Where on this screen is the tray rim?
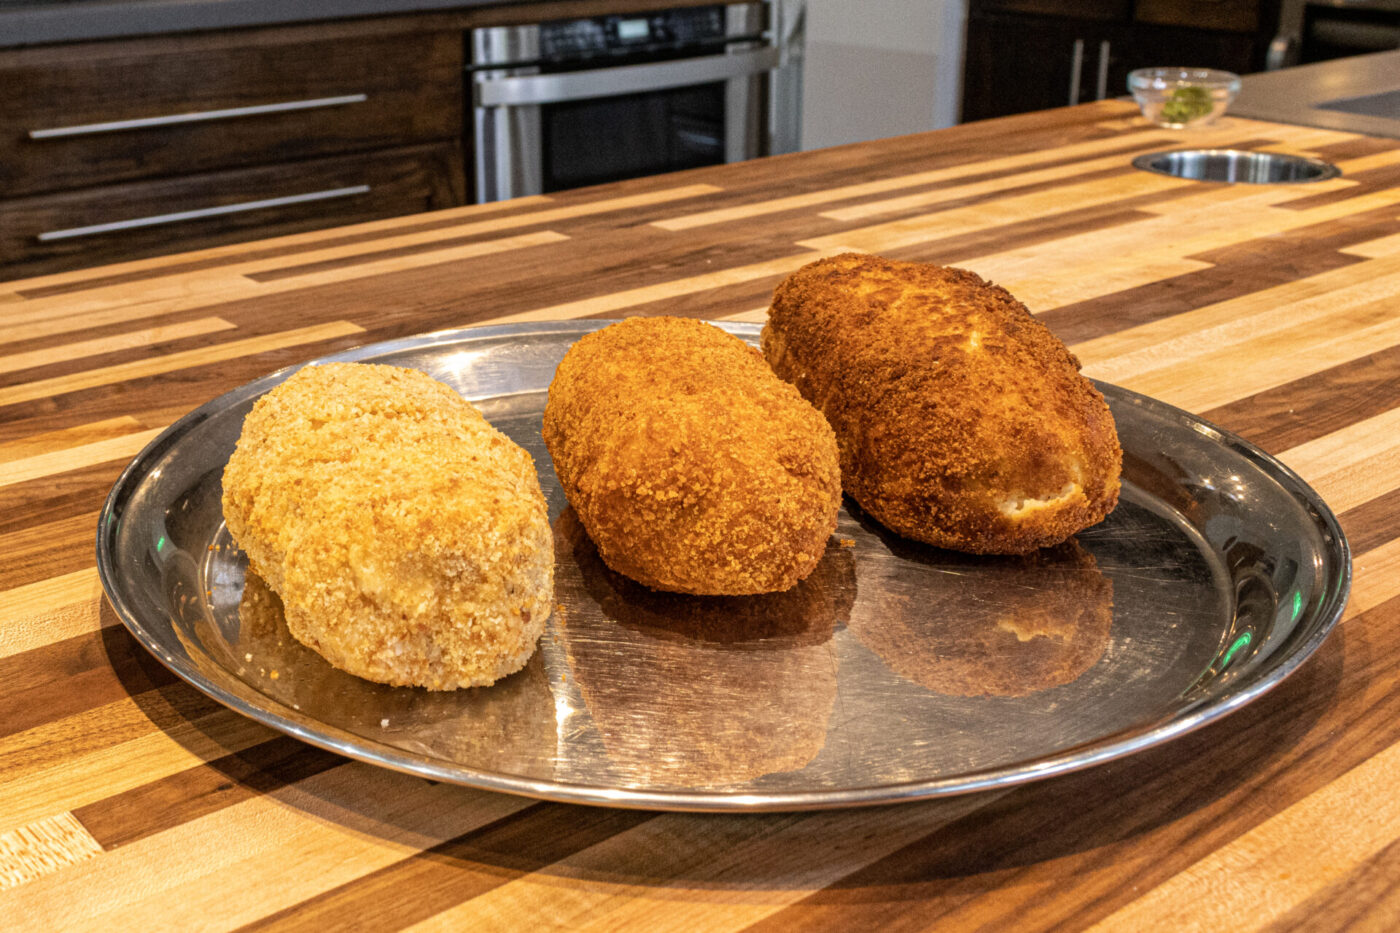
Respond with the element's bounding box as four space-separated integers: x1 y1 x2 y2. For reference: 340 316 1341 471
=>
95 319 1353 812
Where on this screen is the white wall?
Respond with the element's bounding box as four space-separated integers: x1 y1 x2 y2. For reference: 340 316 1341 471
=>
799 0 967 150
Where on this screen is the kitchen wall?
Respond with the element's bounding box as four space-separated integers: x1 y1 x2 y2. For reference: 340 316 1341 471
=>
799 0 967 150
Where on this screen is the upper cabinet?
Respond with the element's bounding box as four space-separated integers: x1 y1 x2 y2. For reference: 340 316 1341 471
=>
960 0 1279 123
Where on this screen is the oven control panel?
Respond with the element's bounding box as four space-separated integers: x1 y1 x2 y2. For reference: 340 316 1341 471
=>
540 6 731 61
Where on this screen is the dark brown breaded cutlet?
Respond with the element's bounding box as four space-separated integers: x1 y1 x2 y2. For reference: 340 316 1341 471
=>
762 253 1121 555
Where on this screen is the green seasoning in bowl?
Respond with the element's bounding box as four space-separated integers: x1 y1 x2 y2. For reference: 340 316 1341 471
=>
1161 85 1214 124
1128 68 1241 128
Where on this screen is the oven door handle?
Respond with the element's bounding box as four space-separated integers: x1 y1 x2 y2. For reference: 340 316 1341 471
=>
473 46 781 107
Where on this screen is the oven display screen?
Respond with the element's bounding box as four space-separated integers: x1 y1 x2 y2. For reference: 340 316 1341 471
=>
616 18 650 41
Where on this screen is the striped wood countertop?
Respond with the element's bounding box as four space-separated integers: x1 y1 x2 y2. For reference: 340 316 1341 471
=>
3 100 1400 930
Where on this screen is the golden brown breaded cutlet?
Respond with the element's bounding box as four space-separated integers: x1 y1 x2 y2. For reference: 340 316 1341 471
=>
762 253 1121 555
221 362 553 690
543 317 842 595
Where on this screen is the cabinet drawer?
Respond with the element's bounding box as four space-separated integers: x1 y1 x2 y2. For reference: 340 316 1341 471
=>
1135 0 1260 33
1 142 466 282
0 21 463 198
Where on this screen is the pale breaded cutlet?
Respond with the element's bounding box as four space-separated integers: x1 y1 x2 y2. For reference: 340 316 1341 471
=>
763 253 1122 555
221 362 553 690
543 317 842 595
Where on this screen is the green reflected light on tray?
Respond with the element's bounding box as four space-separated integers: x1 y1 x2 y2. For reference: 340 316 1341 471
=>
1222 632 1253 669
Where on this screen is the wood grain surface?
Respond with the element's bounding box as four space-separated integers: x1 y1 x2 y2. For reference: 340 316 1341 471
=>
3 99 1400 929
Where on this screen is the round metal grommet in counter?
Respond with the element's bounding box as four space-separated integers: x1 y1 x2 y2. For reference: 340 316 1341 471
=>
1132 149 1341 184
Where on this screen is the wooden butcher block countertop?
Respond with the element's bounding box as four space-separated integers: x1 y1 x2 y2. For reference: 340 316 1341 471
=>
4 99 1400 929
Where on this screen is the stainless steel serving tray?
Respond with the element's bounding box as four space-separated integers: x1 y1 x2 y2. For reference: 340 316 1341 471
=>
96 321 1351 811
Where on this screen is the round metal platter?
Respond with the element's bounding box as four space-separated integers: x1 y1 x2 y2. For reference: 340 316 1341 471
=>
96 321 1351 811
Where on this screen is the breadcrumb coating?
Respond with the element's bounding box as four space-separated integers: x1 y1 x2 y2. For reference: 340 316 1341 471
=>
221 362 553 690
763 253 1122 555
543 317 841 595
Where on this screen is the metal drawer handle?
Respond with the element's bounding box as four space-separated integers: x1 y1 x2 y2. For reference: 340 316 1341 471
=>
36 185 371 242
1068 38 1085 106
474 46 780 107
1095 40 1111 101
28 94 369 140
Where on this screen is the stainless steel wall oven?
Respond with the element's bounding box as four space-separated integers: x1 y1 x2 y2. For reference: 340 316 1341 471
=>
469 1 803 202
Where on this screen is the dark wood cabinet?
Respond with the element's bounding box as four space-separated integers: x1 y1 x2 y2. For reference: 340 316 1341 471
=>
961 0 1278 123
0 17 467 280
1 143 465 282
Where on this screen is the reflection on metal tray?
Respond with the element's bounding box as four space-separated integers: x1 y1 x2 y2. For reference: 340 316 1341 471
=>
96 321 1351 811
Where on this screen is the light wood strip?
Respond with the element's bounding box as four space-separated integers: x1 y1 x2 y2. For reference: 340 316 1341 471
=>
1276 407 1400 515
1094 116 1358 154
0 321 364 408
1072 253 1400 365
0 317 234 376
253 230 568 288
795 170 1194 257
821 148 1317 223
407 793 1006 932
0 295 256 345
718 306 771 322
2 195 556 296
0 427 165 490
1087 736 1400 933
1345 230 1400 259
1252 125 1380 152
1 763 531 931
0 570 104 659
5 183 711 318
0 689 215 786
980 187 1400 312
1346 537 1400 623
486 251 830 325
0 704 272 833
653 132 1191 231
0 230 565 342
1328 149 1400 174
1085 294 1400 413
0 416 141 464
0 813 102 892
239 186 717 278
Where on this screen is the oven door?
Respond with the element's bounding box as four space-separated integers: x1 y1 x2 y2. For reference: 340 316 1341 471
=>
472 34 779 202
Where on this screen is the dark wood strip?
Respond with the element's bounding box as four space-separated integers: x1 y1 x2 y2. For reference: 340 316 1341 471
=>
10 206 545 300
1040 198 1400 344
1200 341 1400 455
0 625 179 741
1335 487 1400 557
1311 136 1400 162
1261 835 1400 933
236 803 655 932
557 206 1156 325
0 317 337 391
74 737 345 849
0 304 236 357
1270 161 1400 211
0 461 135 537
0 622 120 698
742 595 1398 933
1042 251 1366 346
0 510 101 591
0 666 221 780
0 325 366 446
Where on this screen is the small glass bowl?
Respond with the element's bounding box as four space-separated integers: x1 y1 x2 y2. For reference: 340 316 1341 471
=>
1128 67 1241 128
